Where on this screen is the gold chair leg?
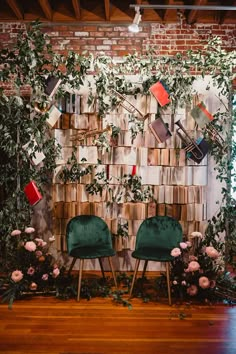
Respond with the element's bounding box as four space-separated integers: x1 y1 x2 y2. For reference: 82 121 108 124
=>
142 260 148 279
166 262 171 306
129 259 140 298
98 258 106 280
68 257 77 275
77 259 84 302
108 256 117 288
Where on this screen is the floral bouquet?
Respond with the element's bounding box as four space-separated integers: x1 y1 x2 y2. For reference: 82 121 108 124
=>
0 227 62 308
170 231 224 302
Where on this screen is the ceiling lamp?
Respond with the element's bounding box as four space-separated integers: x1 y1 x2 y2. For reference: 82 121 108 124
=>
128 6 142 33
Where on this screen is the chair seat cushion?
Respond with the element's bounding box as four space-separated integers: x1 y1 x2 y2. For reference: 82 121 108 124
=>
132 247 174 262
70 245 115 259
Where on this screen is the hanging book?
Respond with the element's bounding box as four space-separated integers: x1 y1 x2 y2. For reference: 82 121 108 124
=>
45 76 61 99
46 105 62 128
22 140 45 166
149 81 170 107
191 101 214 128
186 137 209 164
149 117 172 143
24 181 43 206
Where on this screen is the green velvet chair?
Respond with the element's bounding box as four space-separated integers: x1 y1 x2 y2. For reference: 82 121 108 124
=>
66 215 117 301
129 215 183 305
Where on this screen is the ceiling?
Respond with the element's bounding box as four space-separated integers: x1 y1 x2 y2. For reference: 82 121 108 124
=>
0 0 236 25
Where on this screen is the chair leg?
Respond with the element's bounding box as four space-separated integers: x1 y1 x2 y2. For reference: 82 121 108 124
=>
129 259 140 298
98 258 106 280
77 259 84 302
165 262 171 306
108 256 118 288
142 260 148 279
68 257 77 275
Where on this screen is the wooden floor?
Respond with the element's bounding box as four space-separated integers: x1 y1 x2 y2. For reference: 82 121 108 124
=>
0 289 236 354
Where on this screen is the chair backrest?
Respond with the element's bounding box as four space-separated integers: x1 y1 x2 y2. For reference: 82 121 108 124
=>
66 215 113 254
135 215 183 251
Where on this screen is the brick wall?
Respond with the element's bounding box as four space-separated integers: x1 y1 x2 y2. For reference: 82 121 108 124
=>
0 22 235 57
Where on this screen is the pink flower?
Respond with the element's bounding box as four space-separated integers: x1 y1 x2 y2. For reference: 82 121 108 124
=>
205 246 219 259
52 267 60 278
210 280 216 289
11 229 21 236
173 280 178 285
24 241 36 252
11 270 23 282
181 280 186 286
35 238 47 247
187 284 198 296
25 227 35 234
35 250 42 257
180 242 188 249
186 241 192 247
199 276 210 289
189 255 198 261
42 274 49 281
171 248 181 257
29 282 37 291
27 267 35 275
187 261 200 272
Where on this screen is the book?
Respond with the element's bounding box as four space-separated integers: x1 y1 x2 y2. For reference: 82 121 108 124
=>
149 117 172 143
149 81 170 107
186 137 209 164
45 76 61 99
22 140 45 166
46 105 62 128
191 101 214 128
24 181 43 206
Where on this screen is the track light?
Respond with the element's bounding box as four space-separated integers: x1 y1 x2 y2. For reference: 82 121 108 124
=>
128 6 141 33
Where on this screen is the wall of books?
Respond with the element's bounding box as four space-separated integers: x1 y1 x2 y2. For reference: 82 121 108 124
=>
49 75 225 270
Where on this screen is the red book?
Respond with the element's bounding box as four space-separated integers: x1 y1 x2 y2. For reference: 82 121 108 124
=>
24 181 43 206
149 81 170 107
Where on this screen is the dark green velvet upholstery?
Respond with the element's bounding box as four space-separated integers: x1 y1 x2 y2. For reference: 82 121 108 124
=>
66 215 115 259
132 216 183 261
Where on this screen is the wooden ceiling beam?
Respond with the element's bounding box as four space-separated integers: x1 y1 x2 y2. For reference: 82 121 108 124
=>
6 0 23 20
72 0 81 20
163 0 183 22
104 0 110 21
187 0 208 25
38 0 53 21
218 0 236 24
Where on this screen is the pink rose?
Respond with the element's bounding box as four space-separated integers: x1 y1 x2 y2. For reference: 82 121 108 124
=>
186 241 192 247
205 246 219 259
171 248 181 257
11 270 23 282
25 227 35 234
36 250 42 257
173 280 178 285
24 241 36 252
35 238 47 247
189 255 198 261
187 284 198 296
187 261 200 272
42 274 49 281
29 282 37 291
27 267 35 275
11 229 21 236
181 280 186 286
179 242 188 249
199 276 210 289
52 267 60 278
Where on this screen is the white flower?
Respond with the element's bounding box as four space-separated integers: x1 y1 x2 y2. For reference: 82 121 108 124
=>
190 231 202 238
49 236 56 242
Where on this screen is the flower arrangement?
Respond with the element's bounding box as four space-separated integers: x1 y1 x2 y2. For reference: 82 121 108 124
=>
170 232 224 302
0 227 62 308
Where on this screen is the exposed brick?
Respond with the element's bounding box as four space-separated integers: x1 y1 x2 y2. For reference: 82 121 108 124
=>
74 31 89 37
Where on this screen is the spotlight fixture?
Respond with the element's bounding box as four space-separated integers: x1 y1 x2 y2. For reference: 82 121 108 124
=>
128 6 142 33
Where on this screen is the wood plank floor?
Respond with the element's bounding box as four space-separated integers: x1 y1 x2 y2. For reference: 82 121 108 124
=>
0 291 236 354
